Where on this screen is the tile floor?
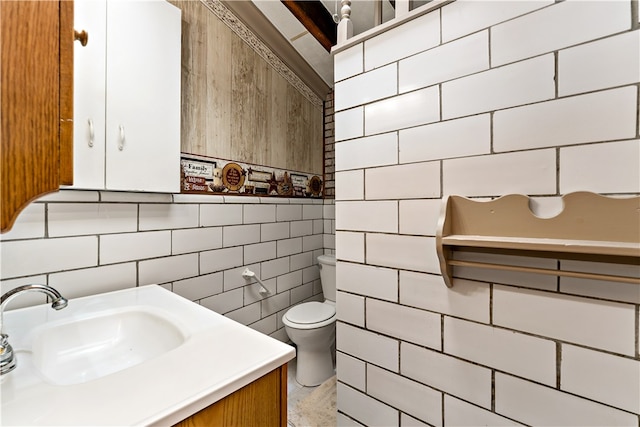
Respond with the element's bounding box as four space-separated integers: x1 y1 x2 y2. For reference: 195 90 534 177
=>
287 357 319 426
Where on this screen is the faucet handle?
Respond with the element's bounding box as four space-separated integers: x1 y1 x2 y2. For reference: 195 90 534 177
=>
0 333 16 374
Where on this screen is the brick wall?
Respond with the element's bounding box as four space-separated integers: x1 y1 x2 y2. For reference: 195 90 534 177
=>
333 1 639 426
324 90 336 199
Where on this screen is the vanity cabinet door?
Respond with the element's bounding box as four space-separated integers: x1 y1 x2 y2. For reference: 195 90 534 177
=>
104 0 181 193
0 0 74 233
72 0 107 190
175 365 288 427
71 0 181 193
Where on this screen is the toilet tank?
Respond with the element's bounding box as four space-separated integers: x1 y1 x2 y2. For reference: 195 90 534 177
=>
317 254 336 302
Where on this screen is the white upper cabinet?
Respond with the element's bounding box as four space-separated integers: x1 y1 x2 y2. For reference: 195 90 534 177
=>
73 0 107 190
72 0 181 193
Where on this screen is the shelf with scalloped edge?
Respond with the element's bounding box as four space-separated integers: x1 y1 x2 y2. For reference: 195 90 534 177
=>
435 192 640 288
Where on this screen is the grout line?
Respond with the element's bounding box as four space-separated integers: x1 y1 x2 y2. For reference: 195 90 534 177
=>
491 371 496 412
556 341 562 389
554 50 559 99
635 304 640 358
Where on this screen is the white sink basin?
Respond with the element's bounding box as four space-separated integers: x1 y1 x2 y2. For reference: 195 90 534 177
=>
1 285 295 426
31 308 186 385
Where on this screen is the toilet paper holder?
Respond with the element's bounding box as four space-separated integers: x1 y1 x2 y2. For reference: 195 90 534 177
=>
241 268 271 296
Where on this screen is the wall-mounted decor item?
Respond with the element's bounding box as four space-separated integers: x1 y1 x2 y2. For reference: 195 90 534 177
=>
180 153 323 198
221 162 245 192
436 192 640 288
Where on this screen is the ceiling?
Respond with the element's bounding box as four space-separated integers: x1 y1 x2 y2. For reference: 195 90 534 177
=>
250 0 398 88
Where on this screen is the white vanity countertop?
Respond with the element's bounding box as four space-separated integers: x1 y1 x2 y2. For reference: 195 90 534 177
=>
0 285 296 426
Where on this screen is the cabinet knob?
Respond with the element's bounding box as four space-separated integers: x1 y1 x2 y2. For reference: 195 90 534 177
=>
74 30 88 46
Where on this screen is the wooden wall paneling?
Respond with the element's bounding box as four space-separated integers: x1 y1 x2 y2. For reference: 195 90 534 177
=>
269 73 289 170
230 37 251 164
251 48 270 167
290 86 323 175
305 91 323 174
175 0 207 156
308 99 324 175
170 0 323 175
286 85 304 171
231 38 266 166
205 4 232 159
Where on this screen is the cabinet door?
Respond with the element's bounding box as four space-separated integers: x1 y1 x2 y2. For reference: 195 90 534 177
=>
105 0 181 193
72 0 107 190
1 1 67 232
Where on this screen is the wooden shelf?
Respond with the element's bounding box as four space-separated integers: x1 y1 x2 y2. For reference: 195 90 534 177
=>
436 192 640 288
441 236 640 258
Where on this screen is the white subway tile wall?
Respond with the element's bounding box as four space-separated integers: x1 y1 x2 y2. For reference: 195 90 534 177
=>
560 139 640 194
334 44 363 83
440 1 552 43
365 161 440 200
399 114 491 163
558 30 640 97
334 1 639 425
493 285 636 356
336 200 398 233
561 344 640 414
336 351 366 391
443 149 557 197
337 322 399 372
337 382 398 427
334 231 365 263
363 12 440 71
336 290 365 327
48 203 138 236
0 193 335 343
493 87 638 152
364 86 440 136
494 373 636 426
334 64 397 112
444 395 524 427
490 1 631 67
335 107 364 142
335 170 364 200
101 231 171 264
441 54 555 119
366 364 442 425
399 30 490 94
444 317 556 386
398 199 442 236
366 298 441 349
401 341 492 409
335 132 398 171
366 233 440 274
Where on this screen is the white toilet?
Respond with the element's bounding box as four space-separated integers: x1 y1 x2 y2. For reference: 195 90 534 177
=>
282 254 336 386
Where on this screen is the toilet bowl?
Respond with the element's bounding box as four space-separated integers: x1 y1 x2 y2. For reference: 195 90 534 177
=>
283 254 336 386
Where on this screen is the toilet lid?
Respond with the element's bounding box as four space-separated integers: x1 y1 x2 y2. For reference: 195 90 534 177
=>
285 302 335 324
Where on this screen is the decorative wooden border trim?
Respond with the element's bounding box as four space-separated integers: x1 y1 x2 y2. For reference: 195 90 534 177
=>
180 153 323 198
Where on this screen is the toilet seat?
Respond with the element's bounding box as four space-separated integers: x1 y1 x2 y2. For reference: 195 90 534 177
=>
283 302 336 330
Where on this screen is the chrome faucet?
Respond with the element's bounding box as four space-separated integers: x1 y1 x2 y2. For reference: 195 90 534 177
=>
0 284 68 375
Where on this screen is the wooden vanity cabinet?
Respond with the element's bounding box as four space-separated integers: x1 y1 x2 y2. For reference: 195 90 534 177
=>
175 365 288 427
0 1 74 233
